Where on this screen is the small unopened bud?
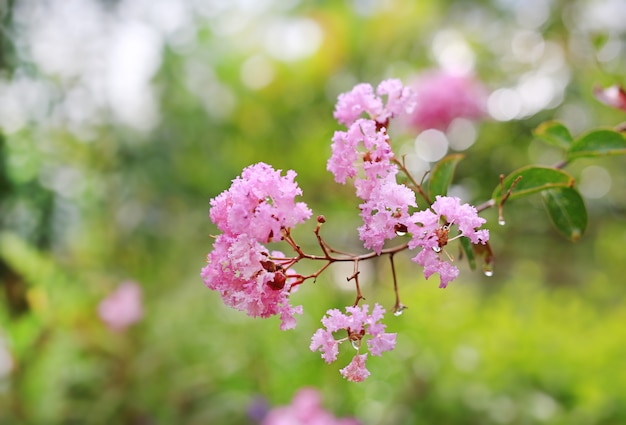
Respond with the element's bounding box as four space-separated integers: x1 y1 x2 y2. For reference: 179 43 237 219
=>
394 223 408 236
260 260 279 272
267 272 286 290
317 215 326 223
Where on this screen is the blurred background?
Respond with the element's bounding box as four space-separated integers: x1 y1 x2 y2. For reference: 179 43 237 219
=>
1 0 626 423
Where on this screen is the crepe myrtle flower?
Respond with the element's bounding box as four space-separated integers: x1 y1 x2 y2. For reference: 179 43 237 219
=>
201 233 302 330
98 281 143 332
406 70 486 131
593 84 626 112
327 118 395 185
310 303 396 382
210 162 312 243
328 79 416 184
356 173 416 254
407 195 489 288
260 387 361 425
333 78 416 127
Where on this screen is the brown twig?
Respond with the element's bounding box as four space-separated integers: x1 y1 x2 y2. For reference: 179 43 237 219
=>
389 253 406 315
348 261 365 306
497 174 523 225
393 157 432 205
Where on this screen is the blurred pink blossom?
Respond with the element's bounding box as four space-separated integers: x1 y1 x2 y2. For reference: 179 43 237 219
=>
261 387 360 425
98 281 143 331
593 84 626 112
407 70 487 131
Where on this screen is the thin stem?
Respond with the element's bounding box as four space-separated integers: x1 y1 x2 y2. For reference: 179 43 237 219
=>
393 158 432 205
389 253 405 315
475 198 496 213
274 241 410 264
498 174 522 224
292 260 333 285
348 260 364 306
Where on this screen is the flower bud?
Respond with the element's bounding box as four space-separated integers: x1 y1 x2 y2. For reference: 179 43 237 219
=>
267 272 287 291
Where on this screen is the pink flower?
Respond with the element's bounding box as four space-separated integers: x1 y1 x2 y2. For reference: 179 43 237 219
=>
407 196 488 288
201 234 302 330
340 354 370 383
333 79 416 127
261 387 361 425
328 80 418 254
327 119 393 185
356 173 416 254
407 70 486 131
334 83 382 127
376 78 417 123
203 162 311 330
327 116 415 254
98 281 143 331
412 247 460 288
210 162 312 243
310 304 396 382
594 84 626 112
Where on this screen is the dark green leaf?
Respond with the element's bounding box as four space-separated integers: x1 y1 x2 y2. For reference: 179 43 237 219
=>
475 241 495 277
542 187 587 242
492 166 575 203
458 236 476 271
567 129 626 160
427 154 464 199
533 121 573 150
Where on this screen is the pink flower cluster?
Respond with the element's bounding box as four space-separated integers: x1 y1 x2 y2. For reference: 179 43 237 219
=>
310 303 396 382
261 387 360 425
407 196 489 288
334 79 416 127
329 79 489 288
98 281 143 332
202 163 312 330
328 79 418 253
210 162 311 243
406 70 486 131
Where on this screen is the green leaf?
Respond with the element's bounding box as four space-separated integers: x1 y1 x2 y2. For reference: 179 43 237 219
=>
492 166 575 203
567 129 626 160
458 236 476 271
427 154 464 199
533 121 573 150
542 187 587 242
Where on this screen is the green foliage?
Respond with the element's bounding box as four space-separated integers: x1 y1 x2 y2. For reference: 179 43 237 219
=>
535 122 626 160
426 154 464 200
542 188 588 242
568 129 626 160
0 0 625 424
492 166 575 203
533 121 574 150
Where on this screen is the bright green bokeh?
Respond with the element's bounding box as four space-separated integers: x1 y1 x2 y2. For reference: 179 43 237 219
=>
1 0 625 424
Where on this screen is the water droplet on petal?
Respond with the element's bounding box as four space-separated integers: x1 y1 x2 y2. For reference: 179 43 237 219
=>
432 246 442 253
395 230 407 236
483 266 494 277
351 339 361 350
498 218 506 226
